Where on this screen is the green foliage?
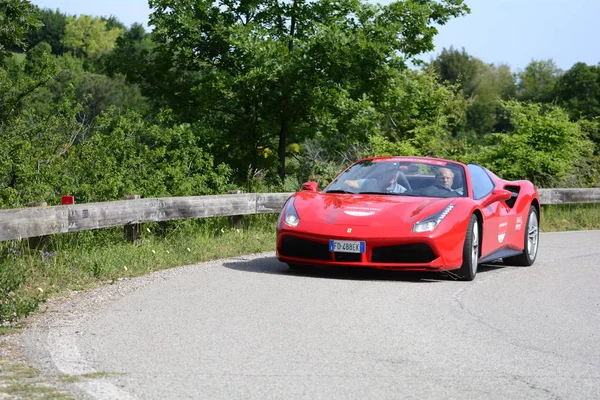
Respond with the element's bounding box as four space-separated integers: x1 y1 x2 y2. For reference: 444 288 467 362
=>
0 46 57 121
431 47 518 135
24 7 68 55
101 15 126 31
554 62 600 120
143 0 469 179
517 59 562 103
291 138 370 188
0 0 41 61
0 49 232 207
24 41 54 75
74 72 150 122
466 63 517 135
371 68 468 157
0 95 84 207
431 46 483 96
0 248 41 322
475 101 593 187
541 203 600 232
62 15 124 58
58 109 234 202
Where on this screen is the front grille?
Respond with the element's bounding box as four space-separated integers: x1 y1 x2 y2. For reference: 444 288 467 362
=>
334 252 362 262
280 236 330 260
371 243 436 264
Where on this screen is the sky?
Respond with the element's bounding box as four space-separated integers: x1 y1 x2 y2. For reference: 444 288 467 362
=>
30 0 599 72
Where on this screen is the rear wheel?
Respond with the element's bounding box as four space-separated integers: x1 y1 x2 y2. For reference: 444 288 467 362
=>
457 215 479 281
504 206 539 266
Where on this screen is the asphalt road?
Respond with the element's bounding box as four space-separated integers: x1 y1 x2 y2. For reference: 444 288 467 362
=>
21 231 600 400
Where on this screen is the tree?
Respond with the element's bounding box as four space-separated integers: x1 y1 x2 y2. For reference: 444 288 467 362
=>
431 48 517 135
0 44 57 122
74 72 150 123
147 0 470 179
553 62 600 120
371 67 467 156
516 59 562 103
431 46 483 96
476 101 593 188
101 15 126 31
0 0 41 62
24 7 68 55
466 63 516 135
62 14 124 58
24 41 55 76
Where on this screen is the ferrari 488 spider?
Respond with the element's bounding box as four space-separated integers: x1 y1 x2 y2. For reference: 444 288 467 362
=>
276 156 540 281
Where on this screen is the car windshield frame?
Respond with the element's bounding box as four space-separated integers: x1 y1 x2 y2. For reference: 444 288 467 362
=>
324 159 468 199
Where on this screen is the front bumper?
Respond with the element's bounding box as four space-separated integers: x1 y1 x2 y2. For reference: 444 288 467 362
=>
276 227 466 271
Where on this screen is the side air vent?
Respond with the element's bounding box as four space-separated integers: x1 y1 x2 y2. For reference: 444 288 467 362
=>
504 185 520 208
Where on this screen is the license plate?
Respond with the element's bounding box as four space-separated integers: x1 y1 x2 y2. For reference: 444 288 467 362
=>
329 240 366 253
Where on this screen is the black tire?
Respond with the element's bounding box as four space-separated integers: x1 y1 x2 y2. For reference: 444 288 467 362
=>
504 206 539 266
457 215 479 281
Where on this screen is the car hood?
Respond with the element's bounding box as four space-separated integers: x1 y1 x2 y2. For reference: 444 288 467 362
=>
292 192 456 227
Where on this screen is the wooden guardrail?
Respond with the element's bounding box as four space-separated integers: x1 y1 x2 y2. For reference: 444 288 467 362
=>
0 188 599 242
0 193 293 242
537 188 600 205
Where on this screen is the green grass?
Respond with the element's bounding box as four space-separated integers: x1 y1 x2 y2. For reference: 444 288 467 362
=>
0 358 77 399
541 203 600 232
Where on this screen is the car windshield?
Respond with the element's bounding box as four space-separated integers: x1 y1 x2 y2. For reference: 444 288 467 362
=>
325 159 467 198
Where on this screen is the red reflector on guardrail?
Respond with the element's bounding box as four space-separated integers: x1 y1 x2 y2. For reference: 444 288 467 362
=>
61 195 74 205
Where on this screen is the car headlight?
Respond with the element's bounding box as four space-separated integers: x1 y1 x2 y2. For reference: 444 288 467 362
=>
283 197 300 227
413 204 455 233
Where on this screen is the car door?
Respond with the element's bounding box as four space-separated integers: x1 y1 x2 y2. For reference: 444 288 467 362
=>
467 164 511 257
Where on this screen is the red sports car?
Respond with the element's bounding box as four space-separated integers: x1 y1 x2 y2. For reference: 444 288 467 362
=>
276 156 540 281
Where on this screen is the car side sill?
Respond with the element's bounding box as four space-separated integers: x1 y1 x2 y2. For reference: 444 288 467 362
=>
479 247 522 264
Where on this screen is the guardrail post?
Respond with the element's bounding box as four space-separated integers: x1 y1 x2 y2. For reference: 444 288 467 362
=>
124 195 141 242
27 201 48 250
228 190 244 230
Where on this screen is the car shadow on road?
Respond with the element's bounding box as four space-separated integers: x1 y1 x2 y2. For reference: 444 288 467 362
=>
222 255 507 283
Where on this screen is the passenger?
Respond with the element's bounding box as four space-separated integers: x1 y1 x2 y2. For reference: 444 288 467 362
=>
344 165 407 194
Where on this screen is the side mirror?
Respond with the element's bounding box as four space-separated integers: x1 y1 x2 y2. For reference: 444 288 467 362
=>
301 181 318 192
482 188 512 207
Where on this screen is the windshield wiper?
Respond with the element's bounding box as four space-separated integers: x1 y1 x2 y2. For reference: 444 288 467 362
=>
358 191 421 196
325 189 354 194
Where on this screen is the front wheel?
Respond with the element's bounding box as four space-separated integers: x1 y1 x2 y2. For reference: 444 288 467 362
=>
457 215 479 281
504 206 539 266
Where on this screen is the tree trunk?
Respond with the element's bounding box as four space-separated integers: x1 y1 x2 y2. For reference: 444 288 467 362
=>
278 107 288 181
278 1 297 182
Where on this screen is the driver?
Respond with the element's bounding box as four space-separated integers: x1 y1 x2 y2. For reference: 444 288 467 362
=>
435 168 455 190
418 167 462 196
